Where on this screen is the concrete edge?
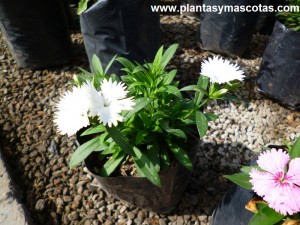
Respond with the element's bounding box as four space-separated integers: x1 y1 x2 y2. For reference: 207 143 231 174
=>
0 147 35 225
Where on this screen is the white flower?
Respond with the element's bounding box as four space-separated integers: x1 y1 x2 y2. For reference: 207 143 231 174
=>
88 78 135 127
54 82 93 136
201 56 245 84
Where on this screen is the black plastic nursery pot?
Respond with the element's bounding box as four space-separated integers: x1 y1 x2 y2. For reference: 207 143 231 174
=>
79 133 199 214
80 0 160 75
256 20 300 111
84 150 196 214
0 0 72 69
199 0 260 57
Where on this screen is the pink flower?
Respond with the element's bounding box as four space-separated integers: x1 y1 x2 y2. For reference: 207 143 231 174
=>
249 148 300 216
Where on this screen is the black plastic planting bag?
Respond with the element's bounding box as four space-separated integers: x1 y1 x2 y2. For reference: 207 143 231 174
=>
255 0 286 35
199 0 260 57
80 0 160 74
210 185 254 225
0 0 72 69
256 20 300 111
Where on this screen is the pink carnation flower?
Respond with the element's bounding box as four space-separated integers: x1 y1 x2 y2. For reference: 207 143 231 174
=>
249 148 300 216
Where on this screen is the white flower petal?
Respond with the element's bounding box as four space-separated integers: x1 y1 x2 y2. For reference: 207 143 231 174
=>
201 56 245 84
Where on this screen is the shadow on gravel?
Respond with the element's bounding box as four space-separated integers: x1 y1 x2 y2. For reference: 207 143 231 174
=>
166 141 257 220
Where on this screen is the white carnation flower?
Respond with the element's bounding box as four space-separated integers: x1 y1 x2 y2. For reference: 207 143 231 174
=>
201 56 245 84
89 78 135 127
54 82 93 136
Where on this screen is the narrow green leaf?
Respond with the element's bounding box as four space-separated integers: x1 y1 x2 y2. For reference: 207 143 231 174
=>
152 46 164 73
106 126 134 156
163 69 177 85
240 166 263 174
147 143 161 172
69 136 106 168
205 113 219 122
104 55 117 74
133 147 161 187
164 128 187 140
161 44 178 69
180 85 199 92
99 149 126 176
167 140 193 170
117 57 136 72
249 204 284 225
160 144 170 169
81 125 106 136
289 136 300 159
223 95 244 103
77 0 90 15
73 74 88 86
123 98 151 121
195 76 209 105
223 173 253 189
157 85 182 98
92 54 103 75
78 67 93 77
195 111 208 138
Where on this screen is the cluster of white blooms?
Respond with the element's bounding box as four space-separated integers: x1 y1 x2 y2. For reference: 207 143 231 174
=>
54 78 135 136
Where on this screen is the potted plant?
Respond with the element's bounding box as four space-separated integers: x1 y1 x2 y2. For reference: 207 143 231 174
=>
256 0 300 111
212 136 300 225
77 0 160 75
53 44 245 213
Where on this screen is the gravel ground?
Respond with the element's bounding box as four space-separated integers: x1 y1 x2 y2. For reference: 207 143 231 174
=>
1 14 300 225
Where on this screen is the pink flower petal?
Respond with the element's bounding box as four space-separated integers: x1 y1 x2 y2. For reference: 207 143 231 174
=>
256 149 290 173
265 182 300 216
249 169 278 197
286 158 300 186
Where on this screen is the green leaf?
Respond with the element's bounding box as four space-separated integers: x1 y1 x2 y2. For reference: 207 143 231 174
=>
152 46 164 73
77 67 93 77
69 136 106 168
289 136 300 159
167 140 193 170
73 74 89 86
92 54 103 75
133 147 161 187
147 143 161 172
248 204 284 225
240 165 264 174
123 98 151 121
104 55 118 74
163 69 177 85
223 173 252 189
99 149 126 176
135 131 149 145
195 76 209 105
223 95 244 102
205 113 219 122
117 57 136 72
161 44 178 69
106 126 135 156
157 85 182 98
160 145 170 169
180 85 200 92
81 125 106 136
195 111 208 138
77 0 90 15
164 129 187 140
